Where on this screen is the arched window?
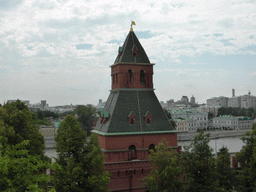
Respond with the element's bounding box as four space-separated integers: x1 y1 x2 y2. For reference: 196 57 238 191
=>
140 70 145 83
128 69 133 83
116 72 118 84
112 73 115 85
128 145 137 160
130 118 134 125
148 144 155 151
147 118 151 124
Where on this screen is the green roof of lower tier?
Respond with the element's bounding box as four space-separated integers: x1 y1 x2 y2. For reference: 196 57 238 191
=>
92 130 176 136
94 89 174 134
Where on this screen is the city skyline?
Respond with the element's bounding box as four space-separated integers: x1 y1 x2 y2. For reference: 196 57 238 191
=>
1 0 255 106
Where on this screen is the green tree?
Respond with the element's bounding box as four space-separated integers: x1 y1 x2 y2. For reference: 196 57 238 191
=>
143 139 185 192
0 139 51 192
75 105 97 135
182 131 218 192
54 115 110 192
1 100 47 157
208 112 214 120
163 109 177 130
216 146 236 191
0 100 51 191
236 126 256 192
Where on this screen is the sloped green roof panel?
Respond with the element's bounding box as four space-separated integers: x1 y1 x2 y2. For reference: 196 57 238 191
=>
114 31 150 64
94 89 173 134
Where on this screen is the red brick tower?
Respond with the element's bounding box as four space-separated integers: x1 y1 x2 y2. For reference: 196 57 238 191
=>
93 25 179 192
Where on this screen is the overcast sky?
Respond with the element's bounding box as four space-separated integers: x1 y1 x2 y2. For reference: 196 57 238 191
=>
0 0 255 106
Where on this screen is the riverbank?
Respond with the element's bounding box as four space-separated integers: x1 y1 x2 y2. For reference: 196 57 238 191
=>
177 128 252 141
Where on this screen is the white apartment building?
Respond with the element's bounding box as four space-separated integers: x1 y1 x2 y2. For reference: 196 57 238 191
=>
212 116 238 129
211 116 253 129
171 109 208 132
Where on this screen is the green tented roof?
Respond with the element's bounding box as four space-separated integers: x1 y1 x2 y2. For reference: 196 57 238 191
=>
114 31 150 64
94 89 174 134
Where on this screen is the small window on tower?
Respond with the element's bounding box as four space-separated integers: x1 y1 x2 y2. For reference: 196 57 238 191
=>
128 111 136 125
144 111 152 125
128 69 133 83
116 71 118 84
112 73 115 85
140 70 145 83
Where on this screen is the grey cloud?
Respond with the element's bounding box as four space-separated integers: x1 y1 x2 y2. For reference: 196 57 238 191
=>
32 1 56 10
35 47 53 58
75 44 93 50
107 40 122 44
214 33 223 37
41 11 139 30
0 0 24 10
27 46 34 50
218 18 234 28
136 31 156 39
220 38 234 46
39 71 48 74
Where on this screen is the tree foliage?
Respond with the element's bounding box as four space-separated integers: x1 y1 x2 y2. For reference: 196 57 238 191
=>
182 131 218 192
54 115 110 192
143 139 185 192
0 140 51 192
1 100 47 157
163 109 177 130
35 109 59 120
75 105 97 135
0 100 51 191
216 146 236 192
217 107 255 118
236 126 256 192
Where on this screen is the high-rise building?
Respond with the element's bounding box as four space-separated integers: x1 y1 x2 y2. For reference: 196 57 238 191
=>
41 100 46 108
190 95 195 105
93 25 179 191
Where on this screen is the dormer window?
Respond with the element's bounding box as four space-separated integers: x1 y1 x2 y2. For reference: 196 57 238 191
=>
131 45 138 57
144 111 152 125
118 46 123 57
100 111 110 124
128 111 136 125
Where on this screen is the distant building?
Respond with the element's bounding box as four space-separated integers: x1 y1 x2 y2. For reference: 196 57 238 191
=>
190 95 195 105
198 105 220 117
207 90 256 109
41 100 47 108
211 116 253 130
96 99 106 110
181 96 189 104
228 97 241 108
207 96 229 107
212 116 238 129
238 117 254 129
171 109 208 132
240 94 256 109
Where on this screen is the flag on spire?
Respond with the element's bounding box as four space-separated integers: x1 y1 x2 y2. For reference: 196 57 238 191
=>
130 21 136 31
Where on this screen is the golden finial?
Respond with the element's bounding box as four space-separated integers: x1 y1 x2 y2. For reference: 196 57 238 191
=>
130 21 136 31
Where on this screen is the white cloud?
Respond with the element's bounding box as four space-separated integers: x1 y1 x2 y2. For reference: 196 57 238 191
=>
0 0 256 105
